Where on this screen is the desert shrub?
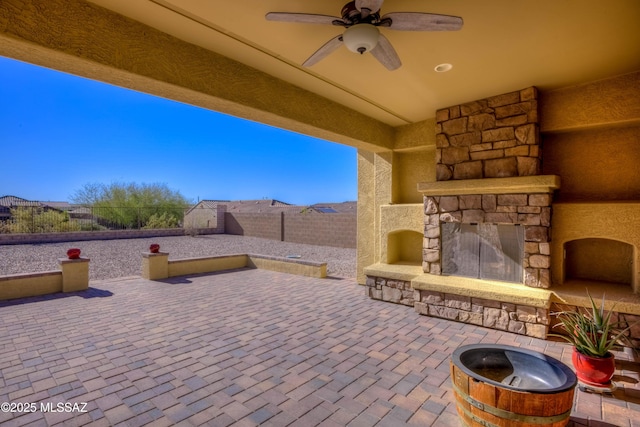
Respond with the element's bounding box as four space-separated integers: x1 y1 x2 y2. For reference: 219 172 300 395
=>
5 207 81 233
143 212 179 229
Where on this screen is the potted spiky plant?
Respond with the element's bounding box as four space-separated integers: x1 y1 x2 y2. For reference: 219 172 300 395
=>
551 291 634 387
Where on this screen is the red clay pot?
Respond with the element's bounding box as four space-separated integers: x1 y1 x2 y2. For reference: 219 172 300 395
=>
66 248 81 259
149 244 160 253
572 347 616 386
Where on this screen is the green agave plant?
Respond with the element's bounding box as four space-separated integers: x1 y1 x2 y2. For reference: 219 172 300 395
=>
550 291 635 358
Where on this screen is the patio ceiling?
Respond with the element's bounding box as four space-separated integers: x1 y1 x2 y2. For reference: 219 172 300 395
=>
85 0 640 127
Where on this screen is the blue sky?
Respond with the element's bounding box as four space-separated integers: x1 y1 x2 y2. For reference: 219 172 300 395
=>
0 56 357 205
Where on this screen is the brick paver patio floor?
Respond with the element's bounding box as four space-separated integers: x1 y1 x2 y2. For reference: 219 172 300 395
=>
1 268 639 426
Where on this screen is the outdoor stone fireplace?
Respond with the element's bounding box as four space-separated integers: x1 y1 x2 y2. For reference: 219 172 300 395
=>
421 87 555 286
421 179 557 288
365 86 640 341
413 87 560 338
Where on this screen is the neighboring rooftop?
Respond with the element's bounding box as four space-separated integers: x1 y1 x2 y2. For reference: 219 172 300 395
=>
0 196 68 219
0 195 42 208
0 195 72 209
310 201 357 213
1 196 357 217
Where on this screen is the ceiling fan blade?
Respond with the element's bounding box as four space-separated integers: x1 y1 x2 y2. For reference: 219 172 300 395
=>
266 12 344 26
370 34 401 70
381 12 463 31
302 35 343 67
355 0 384 16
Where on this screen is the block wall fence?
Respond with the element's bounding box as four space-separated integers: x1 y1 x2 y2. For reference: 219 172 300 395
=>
224 212 357 249
0 213 356 249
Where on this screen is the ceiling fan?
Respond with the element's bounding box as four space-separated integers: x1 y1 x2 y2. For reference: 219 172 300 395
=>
265 0 463 71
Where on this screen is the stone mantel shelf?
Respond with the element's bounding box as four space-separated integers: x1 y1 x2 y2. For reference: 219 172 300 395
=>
417 175 560 196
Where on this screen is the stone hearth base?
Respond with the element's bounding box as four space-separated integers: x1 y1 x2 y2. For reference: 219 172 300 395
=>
413 289 548 338
365 275 414 307
363 263 554 339
365 265 640 345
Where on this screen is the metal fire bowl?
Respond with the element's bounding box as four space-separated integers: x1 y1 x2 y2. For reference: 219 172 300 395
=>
451 343 577 393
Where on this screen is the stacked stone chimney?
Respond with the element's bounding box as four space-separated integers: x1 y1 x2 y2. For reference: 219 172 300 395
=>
436 87 540 181
423 87 556 289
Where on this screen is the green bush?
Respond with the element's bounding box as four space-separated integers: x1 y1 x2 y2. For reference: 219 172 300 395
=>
6 207 81 233
72 182 190 229
143 212 179 229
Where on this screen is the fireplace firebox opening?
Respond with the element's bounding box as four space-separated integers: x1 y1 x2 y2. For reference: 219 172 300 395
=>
442 223 524 283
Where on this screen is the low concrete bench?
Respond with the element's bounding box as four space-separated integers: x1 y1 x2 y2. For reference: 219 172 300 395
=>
0 258 90 301
142 252 327 280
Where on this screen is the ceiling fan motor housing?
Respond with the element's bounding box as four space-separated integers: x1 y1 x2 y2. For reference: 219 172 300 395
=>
343 24 380 54
341 2 360 21
341 1 381 24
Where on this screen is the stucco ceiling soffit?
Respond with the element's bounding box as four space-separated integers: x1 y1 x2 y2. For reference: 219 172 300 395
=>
149 0 413 127
85 0 640 128
394 119 437 152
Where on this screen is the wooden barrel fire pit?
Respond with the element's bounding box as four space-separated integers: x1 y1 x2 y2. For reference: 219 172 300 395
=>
450 344 577 427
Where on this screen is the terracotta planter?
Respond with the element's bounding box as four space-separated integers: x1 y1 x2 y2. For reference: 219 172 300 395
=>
149 244 160 253
572 347 616 386
66 248 81 259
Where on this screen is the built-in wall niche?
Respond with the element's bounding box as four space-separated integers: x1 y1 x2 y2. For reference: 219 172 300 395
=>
387 230 423 265
393 149 435 204
442 223 524 283
565 238 633 285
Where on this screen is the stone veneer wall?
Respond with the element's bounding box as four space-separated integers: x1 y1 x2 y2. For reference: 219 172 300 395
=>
415 291 549 339
365 276 414 307
436 87 539 181
423 192 553 288
365 271 551 338
550 302 640 348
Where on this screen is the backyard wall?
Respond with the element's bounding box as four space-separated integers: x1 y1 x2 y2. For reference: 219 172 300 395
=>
0 228 189 245
0 213 356 248
225 212 357 248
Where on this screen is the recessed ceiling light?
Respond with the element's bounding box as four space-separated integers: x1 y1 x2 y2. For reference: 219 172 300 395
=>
434 63 453 73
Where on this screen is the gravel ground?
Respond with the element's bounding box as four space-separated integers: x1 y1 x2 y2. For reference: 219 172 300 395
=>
0 235 356 281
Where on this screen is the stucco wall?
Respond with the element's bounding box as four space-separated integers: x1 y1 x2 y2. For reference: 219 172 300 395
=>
540 71 640 291
542 126 640 201
393 149 436 204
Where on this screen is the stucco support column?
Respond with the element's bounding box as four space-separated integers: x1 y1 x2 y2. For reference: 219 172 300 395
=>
142 252 169 280
58 257 90 292
357 149 393 284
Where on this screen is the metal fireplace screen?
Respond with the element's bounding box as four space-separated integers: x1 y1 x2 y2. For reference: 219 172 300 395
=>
441 223 524 283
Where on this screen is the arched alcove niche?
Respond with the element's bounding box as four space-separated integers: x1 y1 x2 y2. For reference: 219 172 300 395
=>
387 230 423 265
565 238 633 286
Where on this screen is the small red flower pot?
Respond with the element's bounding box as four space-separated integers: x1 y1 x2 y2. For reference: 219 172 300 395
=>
572 347 616 386
149 244 160 253
67 248 81 259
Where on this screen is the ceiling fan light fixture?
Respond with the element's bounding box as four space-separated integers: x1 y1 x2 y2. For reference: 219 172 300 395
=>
343 24 380 54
